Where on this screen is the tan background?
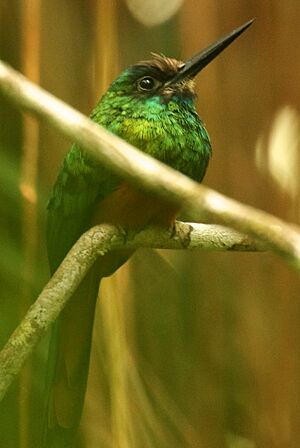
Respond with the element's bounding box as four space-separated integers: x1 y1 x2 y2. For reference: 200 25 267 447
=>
0 1 300 447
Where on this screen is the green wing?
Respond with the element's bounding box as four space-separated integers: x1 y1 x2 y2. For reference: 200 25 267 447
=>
47 143 119 273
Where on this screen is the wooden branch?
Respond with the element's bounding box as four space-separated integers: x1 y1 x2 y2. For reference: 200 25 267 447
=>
0 60 300 269
0 221 264 401
125 221 266 251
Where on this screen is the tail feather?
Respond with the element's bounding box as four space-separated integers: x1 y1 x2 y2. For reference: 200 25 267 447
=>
42 250 133 447
42 264 101 448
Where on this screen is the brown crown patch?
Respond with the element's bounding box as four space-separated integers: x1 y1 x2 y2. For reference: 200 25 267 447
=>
135 53 184 80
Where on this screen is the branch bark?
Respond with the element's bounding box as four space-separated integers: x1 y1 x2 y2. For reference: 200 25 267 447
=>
0 221 264 401
0 60 300 269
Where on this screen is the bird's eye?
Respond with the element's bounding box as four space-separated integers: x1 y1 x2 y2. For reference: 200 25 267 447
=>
137 76 158 92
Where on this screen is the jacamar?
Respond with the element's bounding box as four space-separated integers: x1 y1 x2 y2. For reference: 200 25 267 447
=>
43 19 253 447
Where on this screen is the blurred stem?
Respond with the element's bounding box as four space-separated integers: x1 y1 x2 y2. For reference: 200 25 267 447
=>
101 276 134 448
0 221 264 401
93 0 119 97
20 0 40 297
92 3 132 447
19 1 41 448
0 60 299 269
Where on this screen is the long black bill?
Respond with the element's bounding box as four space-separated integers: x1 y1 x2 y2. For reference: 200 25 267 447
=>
169 18 254 84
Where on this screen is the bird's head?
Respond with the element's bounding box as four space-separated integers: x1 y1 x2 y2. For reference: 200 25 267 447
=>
107 19 254 103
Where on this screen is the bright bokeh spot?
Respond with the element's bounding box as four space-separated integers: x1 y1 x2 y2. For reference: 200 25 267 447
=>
256 107 300 199
126 0 183 27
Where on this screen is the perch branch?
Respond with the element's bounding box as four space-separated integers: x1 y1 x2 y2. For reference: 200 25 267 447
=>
0 60 300 268
0 221 264 400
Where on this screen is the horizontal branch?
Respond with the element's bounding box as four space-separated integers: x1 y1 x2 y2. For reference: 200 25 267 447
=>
0 222 263 400
125 221 266 251
0 60 300 268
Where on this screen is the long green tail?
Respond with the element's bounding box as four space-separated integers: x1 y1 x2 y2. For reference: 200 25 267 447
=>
42 248 132 447
42 263 101 448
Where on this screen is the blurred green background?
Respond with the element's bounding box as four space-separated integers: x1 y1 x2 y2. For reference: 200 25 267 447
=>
1 1 300 447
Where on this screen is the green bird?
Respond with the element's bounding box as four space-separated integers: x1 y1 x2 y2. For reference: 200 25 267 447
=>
43 19 253 447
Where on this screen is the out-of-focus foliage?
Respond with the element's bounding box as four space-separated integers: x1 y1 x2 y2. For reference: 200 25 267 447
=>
1 1 300 447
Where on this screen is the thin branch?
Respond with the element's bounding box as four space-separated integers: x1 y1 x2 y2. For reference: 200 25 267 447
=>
0 221 264 401
0 60 300 268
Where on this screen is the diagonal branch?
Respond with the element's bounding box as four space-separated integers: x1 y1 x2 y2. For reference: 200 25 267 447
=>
0 60 300 269
0 221 264 401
